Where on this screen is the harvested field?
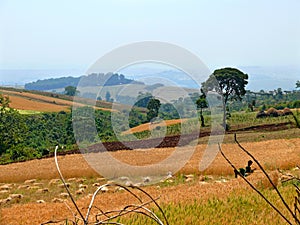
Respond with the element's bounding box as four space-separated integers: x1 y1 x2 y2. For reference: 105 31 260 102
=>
0 174 277 225
7 95 69 112
122 119 187 135
0 138 299 224
0 138 299 182
0 89 114 112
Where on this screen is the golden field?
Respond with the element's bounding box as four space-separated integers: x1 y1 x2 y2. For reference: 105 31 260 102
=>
0 137 299 224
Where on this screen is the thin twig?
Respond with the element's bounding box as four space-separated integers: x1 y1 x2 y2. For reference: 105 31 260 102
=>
54 146 86 223
218 143 293 225
234 134 300 224
53 145 168 225
278 169 300 183
129 184 169 225
85 183 143 223
97 202 162 225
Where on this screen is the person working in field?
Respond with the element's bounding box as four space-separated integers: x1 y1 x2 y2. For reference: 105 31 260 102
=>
234 160 256 178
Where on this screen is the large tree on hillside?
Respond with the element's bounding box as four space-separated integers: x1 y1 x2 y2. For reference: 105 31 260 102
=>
202 67 248 129
202 67 248 105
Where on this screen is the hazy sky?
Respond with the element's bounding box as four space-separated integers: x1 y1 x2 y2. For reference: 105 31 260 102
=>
0 0 299 84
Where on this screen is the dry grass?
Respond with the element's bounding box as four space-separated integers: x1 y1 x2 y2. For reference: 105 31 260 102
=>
7 95 69 112
0 138 299 224
0 171 295 225
0 89 114 112
122 119 186 135
0 138 299 183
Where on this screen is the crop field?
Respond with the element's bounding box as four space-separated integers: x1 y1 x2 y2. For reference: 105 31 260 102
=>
0 136 299 224
122 119 187 135
0 87 299 224
0 89 114 113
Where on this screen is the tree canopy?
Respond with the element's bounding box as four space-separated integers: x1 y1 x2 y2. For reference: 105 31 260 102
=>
64 86 79 96
296 80 300 89
146 98 161 122
202 67 248 105
0 94 27 156
196 89 208 127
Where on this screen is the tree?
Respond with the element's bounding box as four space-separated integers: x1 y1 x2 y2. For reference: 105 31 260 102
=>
296 80 300 89
64 86 79 96
275 88 283 100
0 94 27 155
196 89 208 127
105 91 113 102
146 98 161 122
202 67 248 128
135 92 153 108
202 67 248 105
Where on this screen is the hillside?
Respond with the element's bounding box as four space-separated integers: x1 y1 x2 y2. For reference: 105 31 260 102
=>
24 73 144 91
0 87 121 113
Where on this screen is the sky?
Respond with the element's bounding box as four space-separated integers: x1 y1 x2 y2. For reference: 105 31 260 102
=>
0 0 299 87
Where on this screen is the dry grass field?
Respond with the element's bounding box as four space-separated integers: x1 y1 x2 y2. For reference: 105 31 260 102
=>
122 119 187 135
0 137 299 224
0 89 114 112
1 138 299 183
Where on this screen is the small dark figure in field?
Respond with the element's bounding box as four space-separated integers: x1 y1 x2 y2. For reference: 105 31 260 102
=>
234 160 256 178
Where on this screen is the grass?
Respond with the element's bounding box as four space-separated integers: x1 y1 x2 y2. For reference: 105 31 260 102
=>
1 172 298 225
1 162 299 224
195 128 300 145
17 109 41 114
115 184 296 225
118 112 300 141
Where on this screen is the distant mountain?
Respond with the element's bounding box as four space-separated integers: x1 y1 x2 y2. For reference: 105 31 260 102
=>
239 66 300 91
121 65 300 91
120 67 202 89
25 73 144 91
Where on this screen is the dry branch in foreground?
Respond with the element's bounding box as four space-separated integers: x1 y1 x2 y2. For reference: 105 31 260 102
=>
219 134 300 225
42 146 169 225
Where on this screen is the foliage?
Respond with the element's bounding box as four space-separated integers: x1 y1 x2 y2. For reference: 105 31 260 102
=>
228 90 300 112
25 76 80 91
202 67 248 105
147 98 161 122
196 89 208 127
159 103 179 120
25 73 144 91
135 92 153 108
64 86 79 96
0 94 28 156
105 91 113 102
296 80 300 89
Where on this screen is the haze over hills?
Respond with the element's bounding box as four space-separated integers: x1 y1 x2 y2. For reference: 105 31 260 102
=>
0 65 299 92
